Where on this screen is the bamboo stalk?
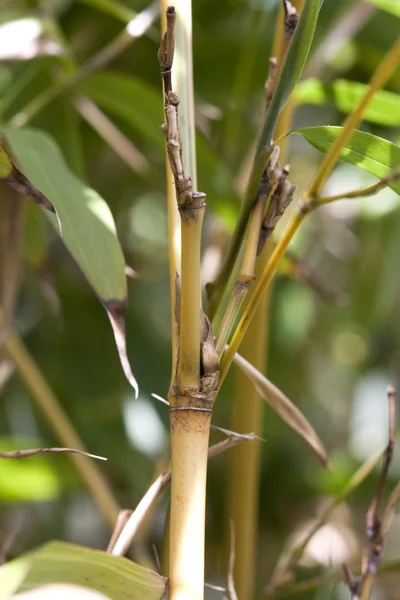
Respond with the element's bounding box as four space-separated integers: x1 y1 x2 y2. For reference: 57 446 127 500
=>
1 311 120 528
227 252 270 600
159 10 218 600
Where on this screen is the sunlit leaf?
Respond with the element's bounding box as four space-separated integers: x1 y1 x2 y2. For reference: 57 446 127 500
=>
0 541 167 600
365 0 400 18
293 126 400 195
1 126 138 396
232 352 330 468
294 79 400 126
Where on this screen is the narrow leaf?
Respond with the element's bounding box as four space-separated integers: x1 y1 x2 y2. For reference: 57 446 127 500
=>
0 541 167 600
294 79 400 126
256 0 321 154
1 126 138 396
293 126 400 195
233 352 329 468
365 0 400 18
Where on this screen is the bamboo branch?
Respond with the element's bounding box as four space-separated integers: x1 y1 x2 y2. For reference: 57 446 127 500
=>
316 170 400 206
219 34 400 388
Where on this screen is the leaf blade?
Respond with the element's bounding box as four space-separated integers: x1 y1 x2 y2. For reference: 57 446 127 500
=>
293 126 400 195
232 352 329 468
256 0 321 154
0 541 167 600
1 126 138 396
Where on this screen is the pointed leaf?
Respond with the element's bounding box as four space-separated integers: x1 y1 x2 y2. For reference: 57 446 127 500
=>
1 126 138 396
232 352 329 468
0 541 167 600
365 0 400 17
293 126 400 195
256 0 321 154
294 79 400 126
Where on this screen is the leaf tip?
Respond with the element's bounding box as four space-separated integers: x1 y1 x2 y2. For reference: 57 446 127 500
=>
105 299 139 399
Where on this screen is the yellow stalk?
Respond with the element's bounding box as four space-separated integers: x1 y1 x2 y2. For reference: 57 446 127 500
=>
159 9 214 600
1 310 119 527
228 244 270 600
177 212 204 390
169 409 211 600
214 198 264 358
220 207 304 385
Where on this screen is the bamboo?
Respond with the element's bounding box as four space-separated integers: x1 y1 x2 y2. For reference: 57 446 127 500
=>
220 32 400 386
226 4 303 596
159 10 217 600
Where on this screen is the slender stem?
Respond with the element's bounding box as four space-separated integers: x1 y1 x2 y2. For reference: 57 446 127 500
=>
220 209 304 385
1 312 119 527
214 198 264 358
305 35 400 202
227 251 270 600
316 171 400 205
178 214 204 390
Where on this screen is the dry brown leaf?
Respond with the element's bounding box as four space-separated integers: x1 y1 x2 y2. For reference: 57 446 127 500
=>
233 352 330 468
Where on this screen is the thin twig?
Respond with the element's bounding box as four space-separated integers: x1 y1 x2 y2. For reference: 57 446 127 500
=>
316 171 400 206
0 447 107 460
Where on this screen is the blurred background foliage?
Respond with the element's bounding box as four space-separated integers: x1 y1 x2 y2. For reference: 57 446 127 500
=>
1 0 400 598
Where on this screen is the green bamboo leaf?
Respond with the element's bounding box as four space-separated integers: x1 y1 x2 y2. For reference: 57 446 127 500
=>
294 79 400 126
293 126 400 195
365 0 400 18
1 126 138 396
233 352 329 469
0 541 167 600
256 0 321 155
